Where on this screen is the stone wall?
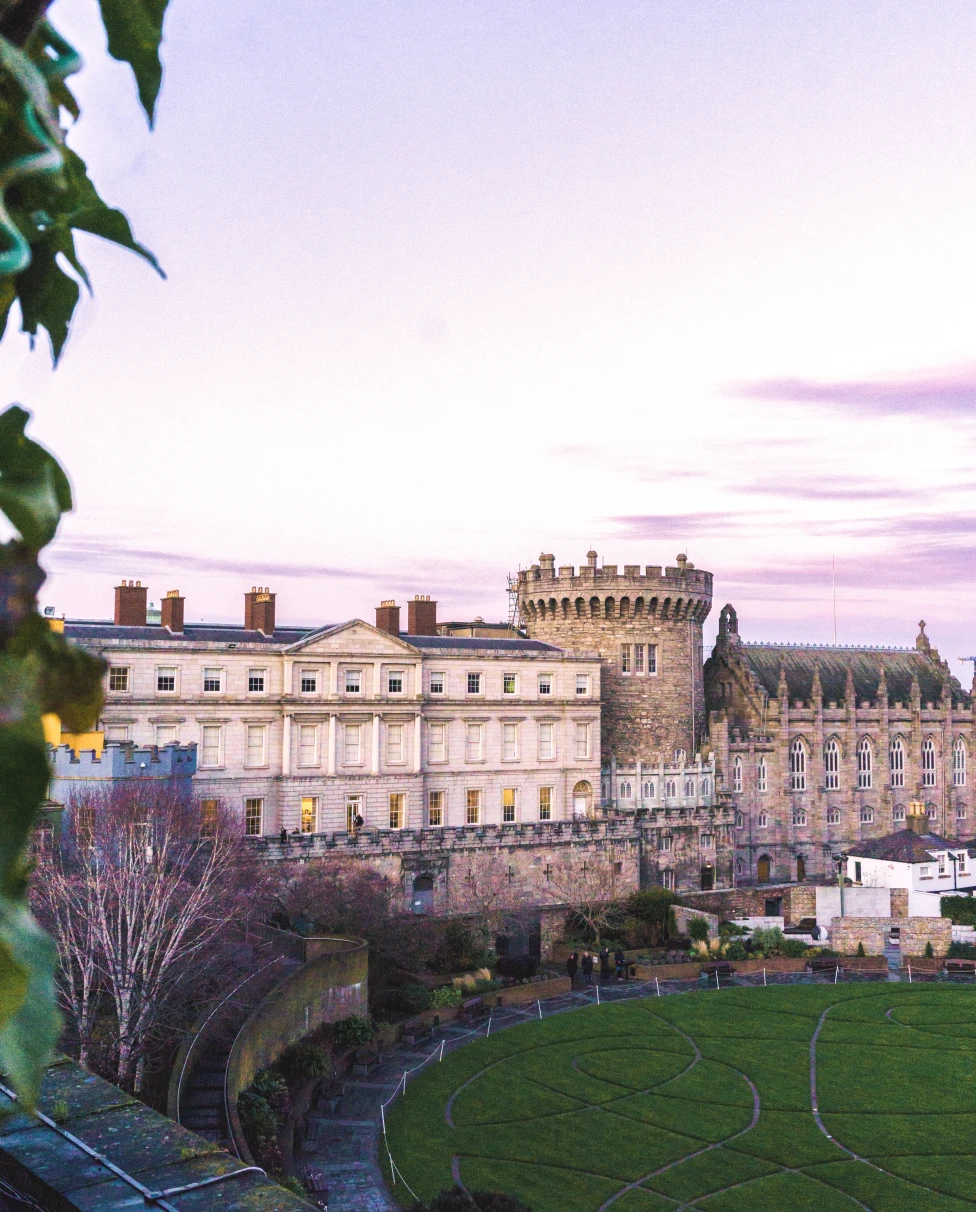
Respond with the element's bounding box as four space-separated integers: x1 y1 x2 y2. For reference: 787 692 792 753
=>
673 905 719 939
829 917 887 956
901 916 952 957
891 888 909 917
682 883 815 926
519 553 713 761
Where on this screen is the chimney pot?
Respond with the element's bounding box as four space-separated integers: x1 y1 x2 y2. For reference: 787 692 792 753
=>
161 590 185 634
114 581 148 626
375 600 401 637
407 596 437 636
244 587 276 635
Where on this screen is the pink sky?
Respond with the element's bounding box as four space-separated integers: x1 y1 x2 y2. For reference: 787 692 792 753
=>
3 1 976 679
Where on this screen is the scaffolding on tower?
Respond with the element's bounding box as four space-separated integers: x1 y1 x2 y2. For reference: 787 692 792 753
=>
507 572 524 637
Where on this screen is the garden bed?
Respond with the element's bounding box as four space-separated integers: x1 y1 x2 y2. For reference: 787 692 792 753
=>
495 976 571 1006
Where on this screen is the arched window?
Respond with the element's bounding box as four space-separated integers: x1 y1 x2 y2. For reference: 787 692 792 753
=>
701 777 710 796
953 737 967 787
824 738 840 790
789 738 806 791
926 802 937 821
757 757 767 793
827 807 840 825
758 811 769 828
642 780 655 799
922 737 937 787
619 781 633 799
793 807 807 827
685 778 695 798
860 806 874 824
889 737 905 788
893 803 906 824
732 757 742 793
735 810 744 827
665 779 677 798
857 738 872 789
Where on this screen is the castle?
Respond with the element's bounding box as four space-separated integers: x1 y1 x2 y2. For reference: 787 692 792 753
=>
58 550 969 919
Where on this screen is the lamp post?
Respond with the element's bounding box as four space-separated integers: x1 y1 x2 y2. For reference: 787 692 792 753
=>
949 851 959 892
833 853 846 917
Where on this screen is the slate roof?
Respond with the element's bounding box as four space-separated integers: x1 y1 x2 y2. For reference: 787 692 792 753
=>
738 643 963 705
64 621 320 645
846 829 963 862
402 634 562 653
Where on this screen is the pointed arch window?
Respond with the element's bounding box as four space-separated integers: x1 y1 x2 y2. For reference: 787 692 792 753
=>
857 738 872 790
922 737 937 788
889 737 905 788
732 756 743 793
824 739 840 790
953 737 967 787
757 757 767 793
789 738 806 791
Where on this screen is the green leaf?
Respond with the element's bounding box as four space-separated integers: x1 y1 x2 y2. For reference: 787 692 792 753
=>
13 239 79 362
0 900 59 1110
0 726 49 893
96 0 170 124
0 405 72 548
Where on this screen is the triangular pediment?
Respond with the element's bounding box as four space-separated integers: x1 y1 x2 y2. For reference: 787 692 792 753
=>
284 619 420 657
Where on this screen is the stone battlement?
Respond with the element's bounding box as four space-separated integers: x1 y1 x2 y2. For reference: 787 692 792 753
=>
49 741 197 780
519 551 712 598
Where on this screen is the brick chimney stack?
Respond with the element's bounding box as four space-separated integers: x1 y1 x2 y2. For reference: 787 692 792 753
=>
375 600 400 636
906 801 928 833
244 586 276 635
407 595 437 636
161 589 184 634
114 580 147 626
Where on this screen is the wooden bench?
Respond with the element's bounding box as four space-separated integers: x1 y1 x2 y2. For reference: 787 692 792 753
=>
807 957 841 973
402 1017 433 1046
460 996 488 1024
945 958 976 974
700 961 735 976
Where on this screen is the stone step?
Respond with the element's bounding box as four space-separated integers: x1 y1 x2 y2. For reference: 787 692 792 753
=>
184 1089 223 1110
182 1109 224 1129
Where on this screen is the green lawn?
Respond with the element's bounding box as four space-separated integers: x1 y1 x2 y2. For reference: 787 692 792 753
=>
383 985 976 1211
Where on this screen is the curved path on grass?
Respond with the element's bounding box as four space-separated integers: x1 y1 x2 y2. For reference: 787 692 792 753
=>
389 982 976 1212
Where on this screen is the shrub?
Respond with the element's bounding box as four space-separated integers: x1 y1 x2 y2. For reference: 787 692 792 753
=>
375 983 433 1017
278 1041 330 1082
778 938 810 959
249 1069 291 1117
409 1189 533 1212
495 955 538 981
925 941 934 958
856 941 866 957
948 941 976 958
941 895 976 926
663 936 691 951
719 921 749 938
624 889 679 945
432 986 465 1008
332 1015 375 1050
430 921 495 973
725 939 747 961
687 916 710 943
237 1089 281 1143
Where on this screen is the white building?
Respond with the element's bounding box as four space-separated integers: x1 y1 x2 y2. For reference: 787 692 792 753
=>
65 584 602 838
845 815 976 897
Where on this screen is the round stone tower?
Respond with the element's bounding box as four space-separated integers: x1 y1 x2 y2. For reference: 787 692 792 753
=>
519 551 713 762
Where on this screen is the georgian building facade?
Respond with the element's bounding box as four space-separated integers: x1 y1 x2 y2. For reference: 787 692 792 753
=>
705 604 975 885
65 585 602 840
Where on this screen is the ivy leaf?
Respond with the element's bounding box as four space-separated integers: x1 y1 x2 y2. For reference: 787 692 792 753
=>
96 0 170 125
13 239 79 363
0 406 72 549
0 900 59 1110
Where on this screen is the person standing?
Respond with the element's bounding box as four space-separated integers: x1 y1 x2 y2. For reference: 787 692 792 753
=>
599 947 612 985
581 951 594 987
614 948 626 981
566 951 579 987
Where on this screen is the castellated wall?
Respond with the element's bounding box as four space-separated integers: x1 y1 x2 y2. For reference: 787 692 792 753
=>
519 552 713 762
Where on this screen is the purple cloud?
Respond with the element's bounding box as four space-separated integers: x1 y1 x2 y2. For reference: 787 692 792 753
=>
728 366 976 416
730 475 913 502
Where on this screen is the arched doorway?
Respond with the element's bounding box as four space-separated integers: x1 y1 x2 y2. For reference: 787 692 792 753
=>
411 875 434 915
757 854 771 883
700 863 714 891
573 780 592 820
796 856 806 882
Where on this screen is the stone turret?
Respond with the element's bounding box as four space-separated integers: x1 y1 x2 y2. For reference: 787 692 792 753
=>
518 551 713 762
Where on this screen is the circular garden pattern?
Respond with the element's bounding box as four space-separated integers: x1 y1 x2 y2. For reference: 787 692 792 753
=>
385 985 976 1211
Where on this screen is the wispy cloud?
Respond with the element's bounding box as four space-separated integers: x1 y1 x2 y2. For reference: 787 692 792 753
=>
727 365 976 417
729 474 914 502
610 512 759 541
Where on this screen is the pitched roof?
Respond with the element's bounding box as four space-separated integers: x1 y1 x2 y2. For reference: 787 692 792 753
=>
737 643 962 706
64 621 318 646
402 635 562 653
846 828 961 862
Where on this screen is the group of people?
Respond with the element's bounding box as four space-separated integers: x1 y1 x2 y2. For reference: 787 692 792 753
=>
565 946 632 987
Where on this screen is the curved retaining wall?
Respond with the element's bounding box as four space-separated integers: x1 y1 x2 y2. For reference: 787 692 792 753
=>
226 936 368 1162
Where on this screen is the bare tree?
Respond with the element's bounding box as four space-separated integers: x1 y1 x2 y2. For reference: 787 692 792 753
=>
33 783 260 1091
449 851 526 947
547 851 622 946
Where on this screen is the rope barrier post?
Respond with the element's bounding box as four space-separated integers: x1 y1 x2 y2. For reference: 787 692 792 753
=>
908 963 912 983
486 1013 492 1037
380 1102 387 1140
439 1039 445 1061
763 967 766 987
715 969 720 991
834 965 838 984
537 999 542 1020
655 977 661 997
596 982 600 1006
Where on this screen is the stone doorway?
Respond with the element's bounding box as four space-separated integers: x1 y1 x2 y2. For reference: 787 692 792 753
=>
573 780 593 819
410 875 434 915
797 856 806 882
700 864 714 891
757 854 771 883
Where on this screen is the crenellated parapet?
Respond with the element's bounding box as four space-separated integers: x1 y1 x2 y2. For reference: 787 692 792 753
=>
519 551 713 766
49 741 197 793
